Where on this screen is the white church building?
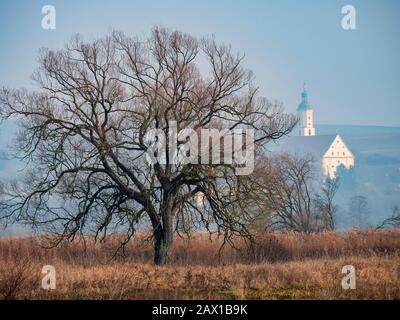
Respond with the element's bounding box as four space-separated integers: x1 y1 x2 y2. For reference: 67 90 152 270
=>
279 86 355 179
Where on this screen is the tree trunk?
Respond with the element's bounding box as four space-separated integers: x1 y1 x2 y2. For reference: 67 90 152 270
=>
153 197 174 265
154 230 169 265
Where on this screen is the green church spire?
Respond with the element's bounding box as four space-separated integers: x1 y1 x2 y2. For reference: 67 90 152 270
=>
297 83 311 110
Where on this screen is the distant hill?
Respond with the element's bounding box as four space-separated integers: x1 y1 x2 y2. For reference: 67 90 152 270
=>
316 124 400 160
316 124 400 136
269 124 400 228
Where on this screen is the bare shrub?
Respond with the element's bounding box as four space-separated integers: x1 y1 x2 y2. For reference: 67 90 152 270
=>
0 257 38 299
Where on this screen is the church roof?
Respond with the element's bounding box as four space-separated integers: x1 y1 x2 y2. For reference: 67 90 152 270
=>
274 134 337 159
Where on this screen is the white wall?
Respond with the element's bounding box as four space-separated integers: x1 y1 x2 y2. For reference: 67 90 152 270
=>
322 135 355 178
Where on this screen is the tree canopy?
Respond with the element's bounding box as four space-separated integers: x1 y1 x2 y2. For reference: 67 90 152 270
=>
0 27 296 264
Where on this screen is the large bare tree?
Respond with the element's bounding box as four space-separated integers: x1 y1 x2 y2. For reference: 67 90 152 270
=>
258 154 339 232
0 27 295 264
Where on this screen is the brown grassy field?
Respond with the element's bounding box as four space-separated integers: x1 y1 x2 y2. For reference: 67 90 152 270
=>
0 229 399 300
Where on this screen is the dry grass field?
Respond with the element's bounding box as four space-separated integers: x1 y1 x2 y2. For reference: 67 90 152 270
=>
0 230 399 300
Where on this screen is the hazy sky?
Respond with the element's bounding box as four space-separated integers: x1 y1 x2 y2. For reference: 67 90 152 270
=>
0 0 399 126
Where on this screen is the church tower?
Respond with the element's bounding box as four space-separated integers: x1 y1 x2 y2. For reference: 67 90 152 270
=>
297 84 316 136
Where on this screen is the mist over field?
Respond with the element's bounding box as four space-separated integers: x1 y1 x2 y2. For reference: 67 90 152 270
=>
1 123 400 236
316 124 400 228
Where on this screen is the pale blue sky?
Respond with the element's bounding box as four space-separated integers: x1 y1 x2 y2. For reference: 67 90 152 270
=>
0 0 399 126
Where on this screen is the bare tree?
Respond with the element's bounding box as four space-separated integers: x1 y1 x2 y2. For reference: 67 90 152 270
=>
0 28 296 264
258 154 339 232
347 195 370 228
376 206 400 229
315 177 339 230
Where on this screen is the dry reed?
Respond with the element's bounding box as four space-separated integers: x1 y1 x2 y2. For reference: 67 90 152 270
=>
0 229 399 299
